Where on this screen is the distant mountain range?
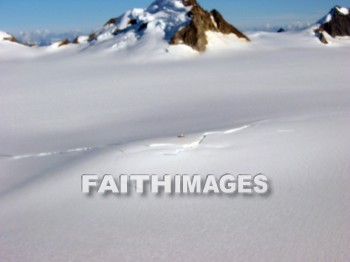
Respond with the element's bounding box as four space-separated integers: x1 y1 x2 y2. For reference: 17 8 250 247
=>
13 30 85 47
1 1 350 51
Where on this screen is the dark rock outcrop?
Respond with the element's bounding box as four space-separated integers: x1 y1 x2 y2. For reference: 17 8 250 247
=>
210 9 249 40
128 19 138 26
316 6 350 43
87 33 97 42
58 38 71 47
170 0 249 52
277 28 285 33
73 37 79 44
112 28 120 36
319 32 329 44
1 32 27 46
138 23 148 32
4 35 21 44
104 18 117 26
314 28 329 44
170 3 216 52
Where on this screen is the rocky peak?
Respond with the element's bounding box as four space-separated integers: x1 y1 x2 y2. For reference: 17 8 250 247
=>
316 5 350 43
170 0 249 51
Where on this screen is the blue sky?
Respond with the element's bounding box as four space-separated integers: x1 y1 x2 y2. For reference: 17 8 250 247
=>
0 0 349 33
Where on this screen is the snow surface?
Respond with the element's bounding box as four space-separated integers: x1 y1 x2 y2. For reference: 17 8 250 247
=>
0 30 350 261
75 35 89 44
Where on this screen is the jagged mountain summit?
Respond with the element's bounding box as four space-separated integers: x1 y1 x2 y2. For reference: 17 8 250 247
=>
83 0 249 52
315 5 350 44
169 0 249 51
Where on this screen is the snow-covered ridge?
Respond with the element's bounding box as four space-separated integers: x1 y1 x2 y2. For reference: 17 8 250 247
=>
82 0 192 52
93 0 191 42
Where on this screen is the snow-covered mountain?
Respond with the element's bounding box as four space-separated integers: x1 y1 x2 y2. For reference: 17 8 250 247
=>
82 0 249 52
315 6 350 44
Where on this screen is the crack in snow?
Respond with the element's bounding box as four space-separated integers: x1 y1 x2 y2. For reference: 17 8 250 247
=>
147 125 250 155
0 143 123 161
1 123 259 161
